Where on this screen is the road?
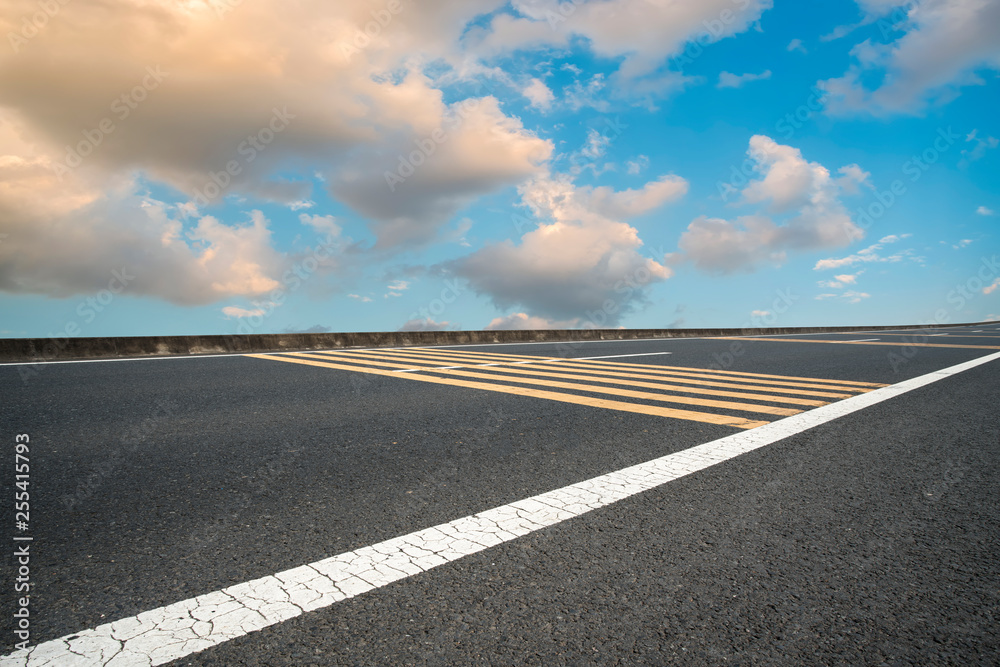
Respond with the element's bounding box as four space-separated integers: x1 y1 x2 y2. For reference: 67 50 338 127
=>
2 324 999 665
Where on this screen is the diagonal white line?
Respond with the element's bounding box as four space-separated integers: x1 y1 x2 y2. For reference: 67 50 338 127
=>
388 351 672 373
5 351 999 667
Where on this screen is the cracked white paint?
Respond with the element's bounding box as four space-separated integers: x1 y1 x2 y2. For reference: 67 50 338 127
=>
3 351 998 666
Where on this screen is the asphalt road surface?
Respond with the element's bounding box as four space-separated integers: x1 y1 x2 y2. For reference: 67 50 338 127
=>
2 324 999 666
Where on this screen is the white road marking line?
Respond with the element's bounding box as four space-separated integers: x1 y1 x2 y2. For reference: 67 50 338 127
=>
388 352 672 373
6 350 999 667
2 327 990 366
574 352 673 361
0 352 256 367
844 338 880 343
0 338 684 367
928 333 949 337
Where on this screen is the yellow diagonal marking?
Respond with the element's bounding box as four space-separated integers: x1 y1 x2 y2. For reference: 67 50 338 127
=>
305 350 460 368
542 360 870 393
385 347 888 389
289 353 801 416
361 348 542 363
520 362 856 398
311 350 857 399
250 354 769 429
716 337 1000 351
293 352 827 407
428 364 830 408
848 332 1000 338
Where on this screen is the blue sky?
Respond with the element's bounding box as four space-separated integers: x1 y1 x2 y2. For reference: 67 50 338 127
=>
1 0 998 337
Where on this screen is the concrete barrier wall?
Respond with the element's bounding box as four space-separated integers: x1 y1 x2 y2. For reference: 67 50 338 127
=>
0 322 989 363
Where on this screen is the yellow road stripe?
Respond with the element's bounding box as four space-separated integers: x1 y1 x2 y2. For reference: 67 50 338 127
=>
554 357 885 387
352 348 878 392
289 353 803 416
377 348 545 362
299 351 855 399
349 349 536 366
453 366 830 407
399 347 888 387
358 349 548 364
522 362 857 398
303 350 459 368
716 337 1000 351
250 354 769 429
293 352 828 407
526 359 871 393
832 332 1000 339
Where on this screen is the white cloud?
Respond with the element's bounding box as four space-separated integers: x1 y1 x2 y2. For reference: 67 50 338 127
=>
580 128 611 160
836 164 873 194
484 313 578 330
384 280 409 298
984 278 1000 295
717 70 772 89
471 0 772 98
522 78 555 110
815 291 871 304
0 132 289 304
953 239 973 249
821 0 1000 115
298 213 341 237
750 309 773 318
842 291 872 304
819 272 863 289
626 155 650 175
399 318 455 331
580 175 689 219
332 95 552 247
450 172 680 325
0 0 571 298
347 294 372 303
222 306 268 319
960 129 999 167
814 233 913 270
787 38 807 53
977 206 996 216
673 135 866 273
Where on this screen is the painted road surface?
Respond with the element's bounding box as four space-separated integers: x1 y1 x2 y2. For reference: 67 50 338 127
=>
1 325 999 665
